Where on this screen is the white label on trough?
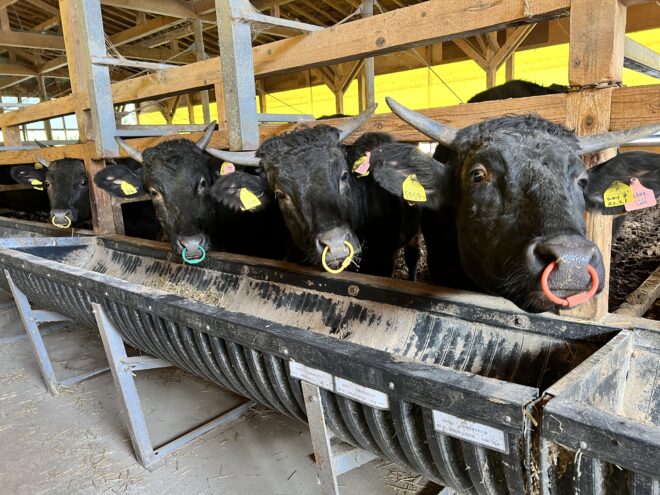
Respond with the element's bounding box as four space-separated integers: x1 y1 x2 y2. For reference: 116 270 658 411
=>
334 377 390 410
432 410 508 453
289 360 333 390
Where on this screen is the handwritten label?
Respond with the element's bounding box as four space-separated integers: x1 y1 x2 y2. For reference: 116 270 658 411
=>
120 180 138 196
402 174 427 203
432 410 508 453
239 188 261 211
289 361 333 390
30 179 43 191
353 152 371 176
334 377 389 410
603 180 633 208
220 162 235 176
624 178 656 212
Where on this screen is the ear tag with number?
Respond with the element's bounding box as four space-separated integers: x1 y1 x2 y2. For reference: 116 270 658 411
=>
402 174 427 203
220 161 235 176
34 162 44 170
239 188 261 211
625 178 656 212
603 180 633 208
30 179 43 191
120 180 138 196
353 152 371 177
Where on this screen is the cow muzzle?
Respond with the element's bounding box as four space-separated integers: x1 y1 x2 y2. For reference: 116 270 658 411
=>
526 234 605 308
50 209 73 229
314 227 360 274
176 234 210 265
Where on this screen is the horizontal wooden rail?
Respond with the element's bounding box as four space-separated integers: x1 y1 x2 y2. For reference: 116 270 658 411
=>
0 0 571 128
0 85 656 165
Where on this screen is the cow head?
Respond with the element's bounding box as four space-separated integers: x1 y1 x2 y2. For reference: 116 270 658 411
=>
94 123 216 261
11 157 91 228
371 98 659 312
206 106 384 271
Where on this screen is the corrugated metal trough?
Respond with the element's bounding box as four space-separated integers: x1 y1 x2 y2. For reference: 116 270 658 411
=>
0 234 655 494
0 216 93 240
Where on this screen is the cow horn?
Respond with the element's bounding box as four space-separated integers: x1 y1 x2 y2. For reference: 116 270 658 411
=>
386 97 458 147
336 103 377 142
577 123 660 154
36 156 51 168
196 121 216 150
34 140 49 149
205 148 261 166
115 137 143 163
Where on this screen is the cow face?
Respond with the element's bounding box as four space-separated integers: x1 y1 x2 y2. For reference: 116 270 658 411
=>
11 158 91 228
94 124 217 261
371 98 659 312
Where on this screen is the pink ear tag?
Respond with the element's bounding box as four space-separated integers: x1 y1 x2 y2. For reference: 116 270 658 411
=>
625 178 657 212
353 151 371 176
220 161 235 176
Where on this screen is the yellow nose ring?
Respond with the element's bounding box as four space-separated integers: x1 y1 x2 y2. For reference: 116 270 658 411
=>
321 240 355 274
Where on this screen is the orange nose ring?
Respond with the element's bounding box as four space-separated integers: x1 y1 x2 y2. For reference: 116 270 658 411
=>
541 261 599 307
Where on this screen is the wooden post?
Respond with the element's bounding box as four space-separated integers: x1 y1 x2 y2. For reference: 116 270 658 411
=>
334 89 344 114
564 0 628 319
38 77 53 141
193 19 211 125
59 0 124 235
360 0 375 111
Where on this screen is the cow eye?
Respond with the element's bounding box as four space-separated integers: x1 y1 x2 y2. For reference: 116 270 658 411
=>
274 190 286 201
577 176 588 190
43 181 50 188
149 189 159 197
80 179 87 186
340 171 349 181
198 178 207 190
469 165 488 183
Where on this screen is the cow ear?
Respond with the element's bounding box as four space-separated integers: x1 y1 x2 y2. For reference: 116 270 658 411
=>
584 151 659 213
369 143 450 210
10 165 47 189
94 163 145 198
211 171 271 213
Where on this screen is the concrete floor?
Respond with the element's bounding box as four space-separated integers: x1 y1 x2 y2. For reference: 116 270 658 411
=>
0 291 432 495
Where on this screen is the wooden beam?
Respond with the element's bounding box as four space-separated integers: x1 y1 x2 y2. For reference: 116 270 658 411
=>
565 0 628 320
0 63 38 76
623 36 660 79
0 0 19 9
108 16 183 47
100 0 199 19
452 38 488 70
0 32 65 51
25 0 60 16
33 15 60 32
490 24 535 70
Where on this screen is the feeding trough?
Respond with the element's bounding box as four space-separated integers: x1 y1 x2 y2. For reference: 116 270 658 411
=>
0 216 93 241
0 235 652 493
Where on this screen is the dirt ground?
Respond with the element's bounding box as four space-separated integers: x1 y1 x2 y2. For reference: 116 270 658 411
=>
0 293 432 495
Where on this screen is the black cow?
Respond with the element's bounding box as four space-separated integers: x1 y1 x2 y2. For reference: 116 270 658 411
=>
11 155 161 238
205 107 422 279
369 97 659 312
94 123 290 263
468 80 568 103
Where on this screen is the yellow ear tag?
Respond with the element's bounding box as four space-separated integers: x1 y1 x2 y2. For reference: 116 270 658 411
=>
220 162 236 176
120 180 138 196
30 179 43 191
239 188 261 211
34 162 44 170
603 180 633 208
402 174 427 203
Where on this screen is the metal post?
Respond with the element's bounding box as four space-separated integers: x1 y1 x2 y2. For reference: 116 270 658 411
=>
301 381 340 495
5 271 108 395
75 0 119 157
215 0 260 150
194 20 212 126
92 303 253 469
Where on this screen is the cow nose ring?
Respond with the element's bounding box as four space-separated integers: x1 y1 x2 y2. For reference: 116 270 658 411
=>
181 246 207 265
51 215 72 229
541 261 599 307
321 241 355 274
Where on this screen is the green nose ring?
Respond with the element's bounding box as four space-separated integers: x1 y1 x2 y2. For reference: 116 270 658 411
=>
181 246 207 265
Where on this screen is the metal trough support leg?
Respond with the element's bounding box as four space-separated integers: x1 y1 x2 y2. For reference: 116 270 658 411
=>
92 303 253 469
5 271 108 395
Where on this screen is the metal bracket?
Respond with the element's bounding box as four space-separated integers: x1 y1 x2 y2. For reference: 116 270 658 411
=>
92 302 254 469
5 271 109 395
301 381 378 495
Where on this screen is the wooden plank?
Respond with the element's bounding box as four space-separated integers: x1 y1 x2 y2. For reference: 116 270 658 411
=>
0 64 37 77
108 16 182 47
615 266 660 317
565 0 628 320
0 0 18 9
100 0 199 19
0 31 65 51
